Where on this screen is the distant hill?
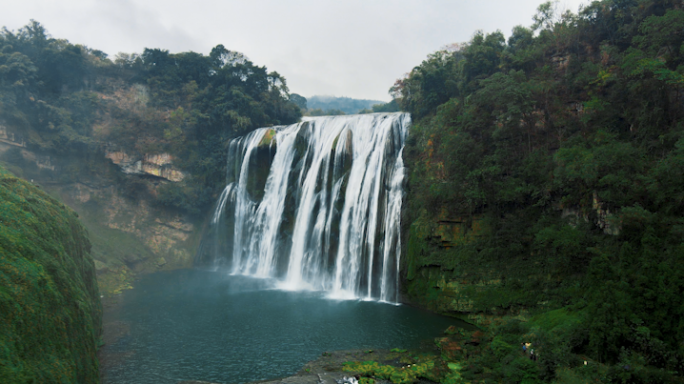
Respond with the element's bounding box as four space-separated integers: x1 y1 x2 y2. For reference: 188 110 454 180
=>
307 96 386 115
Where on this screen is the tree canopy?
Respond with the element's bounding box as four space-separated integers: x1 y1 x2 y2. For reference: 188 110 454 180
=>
399 0 684 381
0 21 303 212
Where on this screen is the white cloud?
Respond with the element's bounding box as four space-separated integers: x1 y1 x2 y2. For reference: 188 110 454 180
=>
2 0 588 101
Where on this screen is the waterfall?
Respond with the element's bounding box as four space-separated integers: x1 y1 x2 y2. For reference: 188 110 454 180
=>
202 112 410 303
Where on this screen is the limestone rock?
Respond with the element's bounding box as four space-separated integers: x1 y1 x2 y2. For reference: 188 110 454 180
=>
106 149 186 182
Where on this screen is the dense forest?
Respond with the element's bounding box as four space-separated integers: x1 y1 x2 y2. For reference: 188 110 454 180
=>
0 21 302 213
398 0 684 382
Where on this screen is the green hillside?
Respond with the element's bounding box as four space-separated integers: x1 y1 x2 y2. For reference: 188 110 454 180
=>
398 0 684 381
0 166 101 383
0 22 302 213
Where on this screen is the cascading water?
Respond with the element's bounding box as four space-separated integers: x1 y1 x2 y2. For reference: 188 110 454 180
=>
200 112 410 303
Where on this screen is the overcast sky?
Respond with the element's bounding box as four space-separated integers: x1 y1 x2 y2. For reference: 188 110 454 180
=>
3 0 588 101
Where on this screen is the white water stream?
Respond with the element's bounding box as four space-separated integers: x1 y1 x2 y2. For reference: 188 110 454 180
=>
205 113 410 303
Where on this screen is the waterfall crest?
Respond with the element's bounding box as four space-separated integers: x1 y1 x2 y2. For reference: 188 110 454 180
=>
201 112 410 303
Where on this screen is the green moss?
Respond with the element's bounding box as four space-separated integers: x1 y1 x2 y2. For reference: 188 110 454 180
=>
246 134 277 201
529 308 584 334
0 166 101 383
404 222 431 281
332 135 340 151
343 360 440 384
402 212 586 315
258 128 277 147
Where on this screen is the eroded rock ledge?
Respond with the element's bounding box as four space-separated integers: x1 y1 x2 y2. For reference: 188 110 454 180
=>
106 149 186 182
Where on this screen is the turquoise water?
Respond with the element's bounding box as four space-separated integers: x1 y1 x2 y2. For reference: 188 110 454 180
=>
99 269 461 384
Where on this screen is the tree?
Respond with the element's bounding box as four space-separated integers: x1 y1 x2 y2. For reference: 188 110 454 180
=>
289 93 307 110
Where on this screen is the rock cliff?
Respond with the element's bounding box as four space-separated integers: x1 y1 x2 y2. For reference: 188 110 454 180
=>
0 82 204 296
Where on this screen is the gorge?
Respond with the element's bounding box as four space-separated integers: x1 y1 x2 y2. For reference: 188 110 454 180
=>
3 0 684 382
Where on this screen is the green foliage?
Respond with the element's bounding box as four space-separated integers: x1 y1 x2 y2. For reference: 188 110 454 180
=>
371 99 400 112
289 93 307 110
400 0 684 381
306 108 346 116
491 336 516 359
342 360 441 384
0 166 101 383
0 21 302 214
155 178 214 214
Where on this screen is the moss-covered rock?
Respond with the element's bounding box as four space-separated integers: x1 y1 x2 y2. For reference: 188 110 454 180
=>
246 129 278 202
331 129 353 176
0 166 102 383
258 128 277 148
403 216 493 314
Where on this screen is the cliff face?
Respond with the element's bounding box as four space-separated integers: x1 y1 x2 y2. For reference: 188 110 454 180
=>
0 166 102 383
402 216 486 314
49 179 200 296
0 81 203 296
105 151 186 182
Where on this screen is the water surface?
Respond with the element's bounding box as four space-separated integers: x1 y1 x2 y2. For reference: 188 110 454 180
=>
100 269 461 384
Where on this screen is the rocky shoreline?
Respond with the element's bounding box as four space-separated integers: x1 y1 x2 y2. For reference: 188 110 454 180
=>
179 349 409 384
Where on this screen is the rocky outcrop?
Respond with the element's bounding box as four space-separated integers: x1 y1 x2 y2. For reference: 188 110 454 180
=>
52 181 200 296
105 150 185 182
1 121 200 298
259 128 277 147
560 191 621 235
331 129 353 175
403 216 491 314
0 166 102 383
0 132 56 173
0 122 26 147
246 129 278 201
